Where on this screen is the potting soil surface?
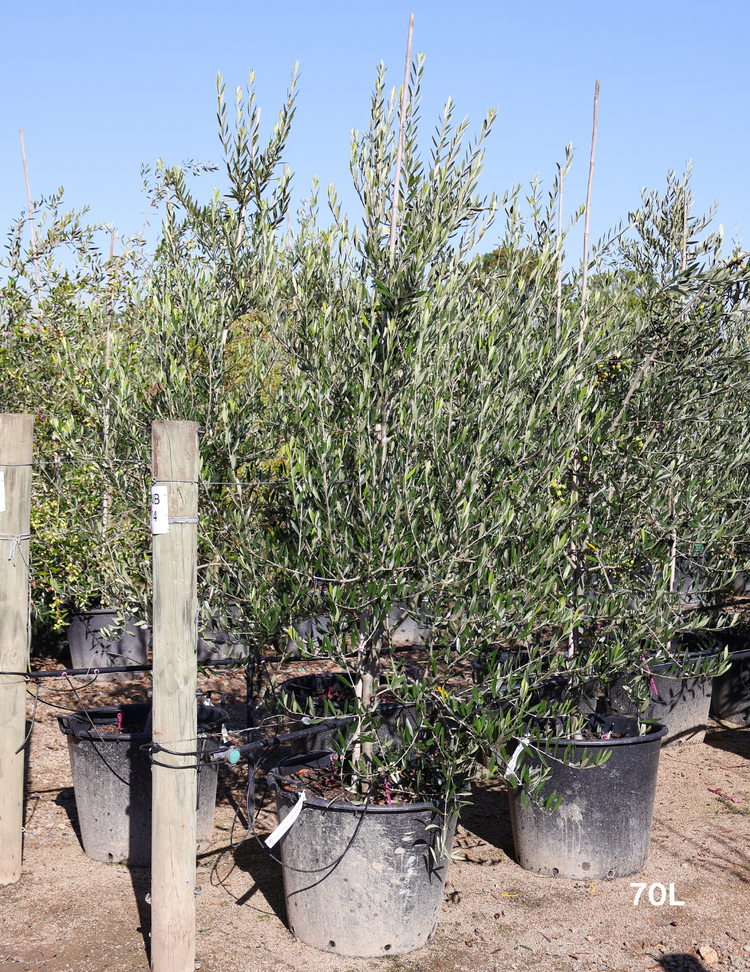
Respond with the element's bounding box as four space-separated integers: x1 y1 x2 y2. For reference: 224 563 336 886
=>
1 654 749 972
274 759 451 806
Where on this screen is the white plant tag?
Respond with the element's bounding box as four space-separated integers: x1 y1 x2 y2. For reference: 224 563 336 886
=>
265 789 305 848
150 485 169 535
504 737 530 780
0 471 5 513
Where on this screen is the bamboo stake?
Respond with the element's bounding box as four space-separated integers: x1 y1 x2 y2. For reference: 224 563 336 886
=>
555 163 564 343
669 188 689 611
681 186 688 273
361 11 412 780
151 421 199 972
18 130 41 303
388 14 414 262
286 166 292 248
577 79 599 358
102 230 115 537
569 79 600 658
0 413 34 886
381 15 414 489
105 229 114 371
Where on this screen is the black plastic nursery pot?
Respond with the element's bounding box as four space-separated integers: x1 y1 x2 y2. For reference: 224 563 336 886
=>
279 673 417 755
508 715 668 881
269 751 457 958
67 609 149 680
710 636 750 726
57 702 226 866
197 602 247 663
609 661 713 746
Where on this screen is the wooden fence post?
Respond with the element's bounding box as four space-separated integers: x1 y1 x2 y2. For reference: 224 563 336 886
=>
151 421 199 972
0 414 34 886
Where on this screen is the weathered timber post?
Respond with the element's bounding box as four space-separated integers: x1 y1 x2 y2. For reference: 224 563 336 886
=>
0 414 34 886
151 421 199 972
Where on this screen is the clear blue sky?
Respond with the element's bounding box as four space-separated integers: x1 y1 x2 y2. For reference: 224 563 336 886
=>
1 0 747 267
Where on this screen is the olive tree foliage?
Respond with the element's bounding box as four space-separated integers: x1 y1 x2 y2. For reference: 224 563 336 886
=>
530 169 750 728
260 60 625 797
50 70 299 647
4 57 750 809
0 191 153 628
590 172 750 653
276 59 502 642
448 165 750 733
467 175 650 707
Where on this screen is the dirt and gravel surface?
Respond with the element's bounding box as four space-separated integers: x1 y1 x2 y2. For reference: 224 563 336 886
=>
1 655 749 972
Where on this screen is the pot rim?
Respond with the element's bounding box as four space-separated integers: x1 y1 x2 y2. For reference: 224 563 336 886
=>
69 607 127 618
270 750 455 814
57 702 226 742
648 657 720 675
520 719 668 749
715 645 750 660
279 672 418 713
68 607 151 626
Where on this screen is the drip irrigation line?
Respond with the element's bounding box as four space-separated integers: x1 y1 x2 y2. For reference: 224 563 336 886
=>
25 692 80 713
15 678 40 754
0 655 259 681
0 664 152 679
230 713 295 735
148 715 358 766
148 755 203 770
65 676 104 735
142 737 215 762
231 759 267 851
30 458 146 466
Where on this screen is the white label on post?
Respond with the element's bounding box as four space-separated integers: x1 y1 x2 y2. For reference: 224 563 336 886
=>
0 471 5 513
151 485 169 534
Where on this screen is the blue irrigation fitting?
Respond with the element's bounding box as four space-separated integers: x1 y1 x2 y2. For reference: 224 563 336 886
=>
208 745 241 764
203 715 357 764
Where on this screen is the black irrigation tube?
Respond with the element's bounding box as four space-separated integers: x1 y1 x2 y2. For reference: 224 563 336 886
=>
149 715 359 765
3 656 283 680
2 664 153 679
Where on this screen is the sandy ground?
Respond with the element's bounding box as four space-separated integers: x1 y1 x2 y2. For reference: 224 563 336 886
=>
1 659 749 972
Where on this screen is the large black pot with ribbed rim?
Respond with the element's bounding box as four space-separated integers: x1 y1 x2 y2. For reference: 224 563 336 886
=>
609 651 719 746
710 634 750 726
66 608 150 680
57 701 226 866
268 750 457 958
508 714 668 881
